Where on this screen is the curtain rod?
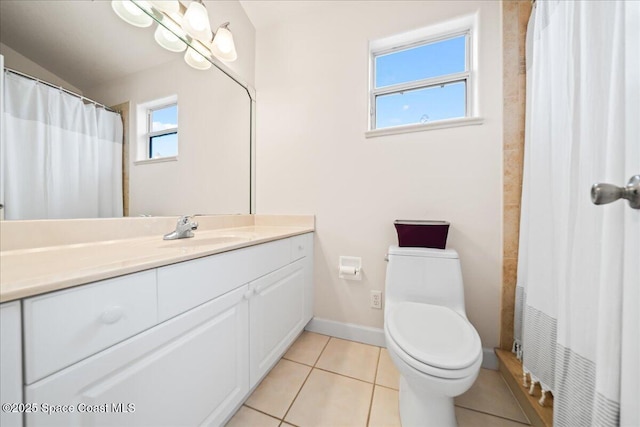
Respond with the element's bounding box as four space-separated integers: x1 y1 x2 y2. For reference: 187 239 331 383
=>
4 67 119 114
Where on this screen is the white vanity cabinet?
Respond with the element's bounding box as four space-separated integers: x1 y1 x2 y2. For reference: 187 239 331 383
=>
25 285 249 427
23 271 157 385
246 232 313 388
16 232 314 427
249 259 306 386
0 301 22 427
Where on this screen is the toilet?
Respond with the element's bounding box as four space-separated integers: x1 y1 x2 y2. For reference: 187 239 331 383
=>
384 246 482 427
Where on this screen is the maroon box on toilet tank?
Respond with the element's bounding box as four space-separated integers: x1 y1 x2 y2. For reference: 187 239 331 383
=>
394 220 450 249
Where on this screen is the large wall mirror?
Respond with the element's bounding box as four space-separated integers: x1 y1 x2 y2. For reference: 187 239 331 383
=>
0 0 252 220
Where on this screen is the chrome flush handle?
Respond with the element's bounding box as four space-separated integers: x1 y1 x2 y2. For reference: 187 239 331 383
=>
591 175 640 209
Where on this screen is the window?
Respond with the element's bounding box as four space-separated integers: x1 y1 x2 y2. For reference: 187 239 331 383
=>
369 27 475 134
147 103 178 159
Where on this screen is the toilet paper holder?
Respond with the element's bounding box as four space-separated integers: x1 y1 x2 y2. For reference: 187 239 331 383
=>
339 256 362 281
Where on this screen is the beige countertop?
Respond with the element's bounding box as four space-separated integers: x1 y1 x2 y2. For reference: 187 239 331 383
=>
0 215 314 303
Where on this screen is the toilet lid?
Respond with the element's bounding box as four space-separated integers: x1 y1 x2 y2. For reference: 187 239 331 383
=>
387 302 481 370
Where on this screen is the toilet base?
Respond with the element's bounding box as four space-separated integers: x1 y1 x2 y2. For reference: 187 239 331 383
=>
399 376 457 427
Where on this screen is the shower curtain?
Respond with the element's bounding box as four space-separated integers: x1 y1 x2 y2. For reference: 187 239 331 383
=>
1 71 123 219
514 1 639 426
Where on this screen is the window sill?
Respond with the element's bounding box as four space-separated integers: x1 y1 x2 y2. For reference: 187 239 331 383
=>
365 116 484 139
134 156 178 166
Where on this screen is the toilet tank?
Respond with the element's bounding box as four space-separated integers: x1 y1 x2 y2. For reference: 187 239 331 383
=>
385 246 467 316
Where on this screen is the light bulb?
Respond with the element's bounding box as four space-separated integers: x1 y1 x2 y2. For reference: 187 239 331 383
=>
182 1 212 43
111 0 153 27
154 24 187 52
214 26 233 53
149 0 180 14
211 23 237 62
184 43 211 70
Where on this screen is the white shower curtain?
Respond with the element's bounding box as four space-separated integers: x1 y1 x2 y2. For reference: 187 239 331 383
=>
1 71 123 219
514 1 639 426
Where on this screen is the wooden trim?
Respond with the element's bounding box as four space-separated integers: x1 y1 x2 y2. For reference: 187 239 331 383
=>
110 101 130 217
496 349 553 427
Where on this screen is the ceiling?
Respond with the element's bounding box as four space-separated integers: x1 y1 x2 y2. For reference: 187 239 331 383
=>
0 0 177 91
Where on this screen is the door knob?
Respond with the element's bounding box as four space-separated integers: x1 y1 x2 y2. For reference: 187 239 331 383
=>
591 175 640 209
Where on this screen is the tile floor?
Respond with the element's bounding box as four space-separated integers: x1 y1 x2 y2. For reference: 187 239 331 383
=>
226 332 530 427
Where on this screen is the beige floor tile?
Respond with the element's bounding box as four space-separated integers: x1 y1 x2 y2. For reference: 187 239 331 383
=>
456 407 529 427
455 369 529 424
315 338 380 382
245 359 311 419
283 332 330 366
285 369 373 427
375 348 400 390
225 406 280 427
368 386 401 427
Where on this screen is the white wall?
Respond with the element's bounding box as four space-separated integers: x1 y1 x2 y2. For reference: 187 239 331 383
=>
253 1 503 348
0 42 82 94
87 57 251 217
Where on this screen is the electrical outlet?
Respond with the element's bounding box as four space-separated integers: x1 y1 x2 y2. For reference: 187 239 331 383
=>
370 290 382 309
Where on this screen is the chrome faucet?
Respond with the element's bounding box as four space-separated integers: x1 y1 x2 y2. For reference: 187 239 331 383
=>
163 215 198 240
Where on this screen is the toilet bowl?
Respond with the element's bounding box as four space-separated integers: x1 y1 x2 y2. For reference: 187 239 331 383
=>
384 246 482 426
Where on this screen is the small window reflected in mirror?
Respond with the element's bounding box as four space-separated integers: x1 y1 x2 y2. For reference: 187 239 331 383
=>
148 104 178 159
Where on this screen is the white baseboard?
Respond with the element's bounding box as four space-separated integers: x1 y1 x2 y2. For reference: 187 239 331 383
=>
305 317 386 347
482 348 498 370
305 317 498 370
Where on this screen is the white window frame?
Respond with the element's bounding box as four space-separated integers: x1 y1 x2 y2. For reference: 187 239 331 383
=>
366 16 483 138
135 95 179 165
147 103 178 159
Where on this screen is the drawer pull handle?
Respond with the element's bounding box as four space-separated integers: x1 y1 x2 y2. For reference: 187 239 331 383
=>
100 306 124 325
243 290 253 300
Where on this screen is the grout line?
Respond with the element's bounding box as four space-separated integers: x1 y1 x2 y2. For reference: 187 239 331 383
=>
311 336 331 366
454 404 532 426
313 336 333 367
313 366 377 385
241 404 285 423
280 366 314 424
281 356 314 368
279 338 331 424
374 383 399 392
366 347 383 426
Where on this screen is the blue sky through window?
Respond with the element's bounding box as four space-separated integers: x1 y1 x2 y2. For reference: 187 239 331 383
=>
150 133 178 158
151 104 178 131
376 82 465 129
150 104 178 158
374 35 467 128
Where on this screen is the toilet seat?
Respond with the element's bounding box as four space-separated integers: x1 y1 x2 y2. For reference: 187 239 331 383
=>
386 302 482 379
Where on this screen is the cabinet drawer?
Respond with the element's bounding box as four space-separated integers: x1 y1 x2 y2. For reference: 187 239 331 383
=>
157 238 291 321
26 285 249 427
24 270 157 384
291 233 313 261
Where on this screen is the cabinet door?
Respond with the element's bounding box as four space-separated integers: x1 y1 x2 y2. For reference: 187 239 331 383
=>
26 286 249 427
290 233 315 323
249 259 306 387
0 301 22 427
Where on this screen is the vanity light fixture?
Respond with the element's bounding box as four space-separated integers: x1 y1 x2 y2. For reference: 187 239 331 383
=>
154 19 187 52
111 0 153 28
210 22 237 62
149 0 180 15
111 0 238 71
181 0 212 43
184 41 212 70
